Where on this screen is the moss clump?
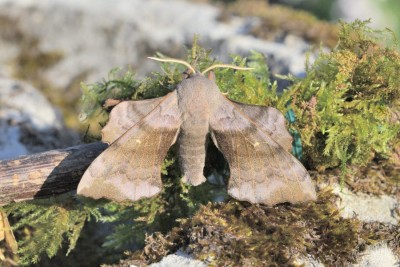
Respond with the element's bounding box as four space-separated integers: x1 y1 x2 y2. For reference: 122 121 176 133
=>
360 222 400 256
312 160 399 196
283 20 400 176
118 188 392 266
79 67 172 136
118 189 398 267
342 161 399 195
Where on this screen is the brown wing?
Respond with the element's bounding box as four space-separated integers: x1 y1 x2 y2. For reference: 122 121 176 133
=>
77 91 181 202
210 96 316 206
102 96 166 144
230 100 293 151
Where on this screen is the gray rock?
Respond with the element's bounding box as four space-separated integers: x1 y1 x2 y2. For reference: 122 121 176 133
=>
0 77 77 159
149 251 207 267
333 185 399 225
354 243 399 267
295 243 400 267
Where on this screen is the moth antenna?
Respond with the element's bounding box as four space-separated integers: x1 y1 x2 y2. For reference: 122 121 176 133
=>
201 64 254 75
148 57 196 74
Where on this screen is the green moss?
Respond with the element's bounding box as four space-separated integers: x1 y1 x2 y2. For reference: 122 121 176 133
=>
283 20 400 175
119 188 398 267
2 193 102 265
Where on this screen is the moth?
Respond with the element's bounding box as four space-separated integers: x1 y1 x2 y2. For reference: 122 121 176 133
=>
77 57 317 206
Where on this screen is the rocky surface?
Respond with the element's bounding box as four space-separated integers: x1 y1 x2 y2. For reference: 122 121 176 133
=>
355 243 399 267
0 77 77 160
149 252 207 267
334 185 399 225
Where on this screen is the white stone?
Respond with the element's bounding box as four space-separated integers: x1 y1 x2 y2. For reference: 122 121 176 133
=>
150 251 207 267
355 243 399 267
0 78 62 130
0 77 76 159
0 123 28 159
333 185 399 225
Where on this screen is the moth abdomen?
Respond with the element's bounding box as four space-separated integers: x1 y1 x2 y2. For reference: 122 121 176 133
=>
178 127 208 186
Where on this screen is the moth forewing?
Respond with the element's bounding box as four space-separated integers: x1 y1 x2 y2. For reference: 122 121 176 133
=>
101 96 166 144
77 92 182 202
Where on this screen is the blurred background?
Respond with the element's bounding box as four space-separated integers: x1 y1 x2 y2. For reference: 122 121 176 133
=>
273 0 400 34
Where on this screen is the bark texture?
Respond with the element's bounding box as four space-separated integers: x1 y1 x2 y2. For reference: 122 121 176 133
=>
0 142 107 206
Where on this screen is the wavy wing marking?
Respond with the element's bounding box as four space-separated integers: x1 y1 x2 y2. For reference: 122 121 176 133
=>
77 91 181 202
210 96 316 206
102 96 165 144
230 101 293 151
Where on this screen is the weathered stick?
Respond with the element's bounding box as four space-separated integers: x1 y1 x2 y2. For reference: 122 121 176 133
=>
0 142 107 206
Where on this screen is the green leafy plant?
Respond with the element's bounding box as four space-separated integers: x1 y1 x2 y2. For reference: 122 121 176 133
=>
284 20 400 175
2 194 101 265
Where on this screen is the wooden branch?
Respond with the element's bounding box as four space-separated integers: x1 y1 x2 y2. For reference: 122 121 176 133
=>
0 142 107 206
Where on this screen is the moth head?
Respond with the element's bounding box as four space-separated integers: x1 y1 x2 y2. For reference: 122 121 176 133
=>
148 57 254 80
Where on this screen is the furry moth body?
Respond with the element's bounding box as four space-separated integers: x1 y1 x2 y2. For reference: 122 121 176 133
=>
77 59 317 206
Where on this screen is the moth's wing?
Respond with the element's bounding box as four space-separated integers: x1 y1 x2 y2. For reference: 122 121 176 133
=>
77 91 181 202
230 100 293 151
210 97 316 206
102 96 165 144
